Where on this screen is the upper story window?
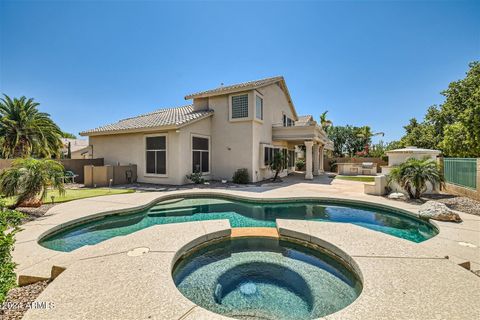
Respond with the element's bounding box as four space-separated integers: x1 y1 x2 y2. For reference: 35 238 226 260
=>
255 95 263 120
283 114 294 127
146 136 166 175
231 94 249 119
192 136 210 173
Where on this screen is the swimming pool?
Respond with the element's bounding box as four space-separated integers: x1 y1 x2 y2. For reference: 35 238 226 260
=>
40 196 438 252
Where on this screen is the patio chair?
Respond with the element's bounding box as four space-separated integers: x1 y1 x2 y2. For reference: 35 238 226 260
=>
64 170 79 183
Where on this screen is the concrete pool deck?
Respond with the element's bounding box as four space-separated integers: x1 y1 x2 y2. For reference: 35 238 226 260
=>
11 178 480 319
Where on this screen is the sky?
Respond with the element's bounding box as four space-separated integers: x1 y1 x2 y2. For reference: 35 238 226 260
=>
1 0 479 143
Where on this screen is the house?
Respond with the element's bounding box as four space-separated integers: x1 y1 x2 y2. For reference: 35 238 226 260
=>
80 76 333 185
61 138 92 159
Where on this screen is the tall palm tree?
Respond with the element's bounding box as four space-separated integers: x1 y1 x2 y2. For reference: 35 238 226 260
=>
0 158 65 208
356 126 385 140
388 158 444 199
319 111 333 130
0 95 63 158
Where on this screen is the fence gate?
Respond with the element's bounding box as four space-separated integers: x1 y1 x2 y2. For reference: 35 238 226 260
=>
443 158 477 190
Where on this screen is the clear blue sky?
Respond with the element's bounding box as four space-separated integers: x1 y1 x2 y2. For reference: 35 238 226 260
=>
1 0 479 142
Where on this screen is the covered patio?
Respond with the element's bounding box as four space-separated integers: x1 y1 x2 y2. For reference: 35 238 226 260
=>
272 124 334 179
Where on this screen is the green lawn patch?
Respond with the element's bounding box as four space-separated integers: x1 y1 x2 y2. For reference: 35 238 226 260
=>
335 175 375 183
4 188 135 206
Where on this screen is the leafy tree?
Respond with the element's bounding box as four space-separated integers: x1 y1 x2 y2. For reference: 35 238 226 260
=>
61 132 77 139
0 95 63 158
0 158 65 208
388 158 444 199
399 62 480 156
0 199 24 302
270 151 285 181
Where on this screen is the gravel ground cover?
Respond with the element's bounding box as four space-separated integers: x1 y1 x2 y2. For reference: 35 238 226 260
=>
422 194 480 216
0 281 49 320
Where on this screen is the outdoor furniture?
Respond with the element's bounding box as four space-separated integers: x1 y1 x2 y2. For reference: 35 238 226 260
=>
63 170 79 183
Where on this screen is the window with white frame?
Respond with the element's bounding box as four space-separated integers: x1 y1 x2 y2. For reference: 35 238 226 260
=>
283 114 294 127
255 95 263 120
192 136 210 173
146 136 166 175
231 94 249 119
288 150 295 167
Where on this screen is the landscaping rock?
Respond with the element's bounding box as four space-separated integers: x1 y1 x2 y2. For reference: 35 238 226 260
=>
418 201 463 222
388 192 407 200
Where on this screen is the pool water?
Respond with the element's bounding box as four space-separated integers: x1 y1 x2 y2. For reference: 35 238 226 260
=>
40 197 437 252
172 237 362 319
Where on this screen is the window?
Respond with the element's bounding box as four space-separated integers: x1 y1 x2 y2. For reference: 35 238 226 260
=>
283 114 294 127
231 94 249 119
255 95 263 120
264 146 274 166
146 136 166 175
288 150 295 167
192 136 209 173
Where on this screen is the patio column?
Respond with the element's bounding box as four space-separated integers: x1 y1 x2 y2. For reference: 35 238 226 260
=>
304 140 314 180
313 143 320 176
319 145 325 173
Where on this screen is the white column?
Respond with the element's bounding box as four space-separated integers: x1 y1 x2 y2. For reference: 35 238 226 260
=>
313 144 320 176
319 145 325 173
304 141 314 180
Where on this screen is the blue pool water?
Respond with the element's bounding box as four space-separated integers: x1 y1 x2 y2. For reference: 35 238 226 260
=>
40 196 438 252
173 237 362 319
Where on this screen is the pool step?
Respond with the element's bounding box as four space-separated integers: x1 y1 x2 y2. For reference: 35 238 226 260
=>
231 227 279 239
148 207 197 216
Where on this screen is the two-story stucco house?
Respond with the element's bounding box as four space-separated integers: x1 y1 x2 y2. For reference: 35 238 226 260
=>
80 76 333 185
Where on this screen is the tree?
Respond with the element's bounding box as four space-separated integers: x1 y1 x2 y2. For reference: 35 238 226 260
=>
388 158 444 199
319 111 333 130
0 95 63 158
0 158 65 208
61 132 77 139
399 61 480 156
270 151 285 181
67 142 72 159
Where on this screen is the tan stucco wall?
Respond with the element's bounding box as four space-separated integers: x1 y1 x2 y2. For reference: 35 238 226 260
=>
90 117 212 185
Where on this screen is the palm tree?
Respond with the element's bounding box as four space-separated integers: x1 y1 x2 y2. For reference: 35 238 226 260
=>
356 126 385 155
0 95 63 158
0 158 65 208
388 158 444 199
319 111 333 130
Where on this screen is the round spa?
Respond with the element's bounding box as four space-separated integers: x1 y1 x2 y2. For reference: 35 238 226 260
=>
172 237 362 320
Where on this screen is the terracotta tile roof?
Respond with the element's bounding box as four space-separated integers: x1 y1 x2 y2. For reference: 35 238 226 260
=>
295 115 314 126
80 105 213 136
184 76 284 99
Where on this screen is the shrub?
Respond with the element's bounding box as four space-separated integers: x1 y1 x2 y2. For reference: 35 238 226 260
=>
186 171 205 184
0 199 24 302
232 168 250 184
0 158 65 208
295 159 305 171
270 151 284 181
388 158 445 199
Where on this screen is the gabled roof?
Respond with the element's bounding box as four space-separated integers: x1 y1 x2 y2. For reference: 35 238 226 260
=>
295 115 315 127
80 105 213 136
184 76 298 119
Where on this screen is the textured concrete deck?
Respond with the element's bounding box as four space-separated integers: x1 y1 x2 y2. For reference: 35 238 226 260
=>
21 219 480 319
12 176 480 319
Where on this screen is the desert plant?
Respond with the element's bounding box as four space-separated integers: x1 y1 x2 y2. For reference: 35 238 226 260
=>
0 95 63 158
0 158 65 208
186 171 205 184
270 151 285 181
388 158 445 199
232 168 249 184
0 199 24 302
295 159 305 171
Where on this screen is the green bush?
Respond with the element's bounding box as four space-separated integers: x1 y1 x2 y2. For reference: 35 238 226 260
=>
186 171 205 184
295 159 305 171
232 168 250 184
0 199 24 302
